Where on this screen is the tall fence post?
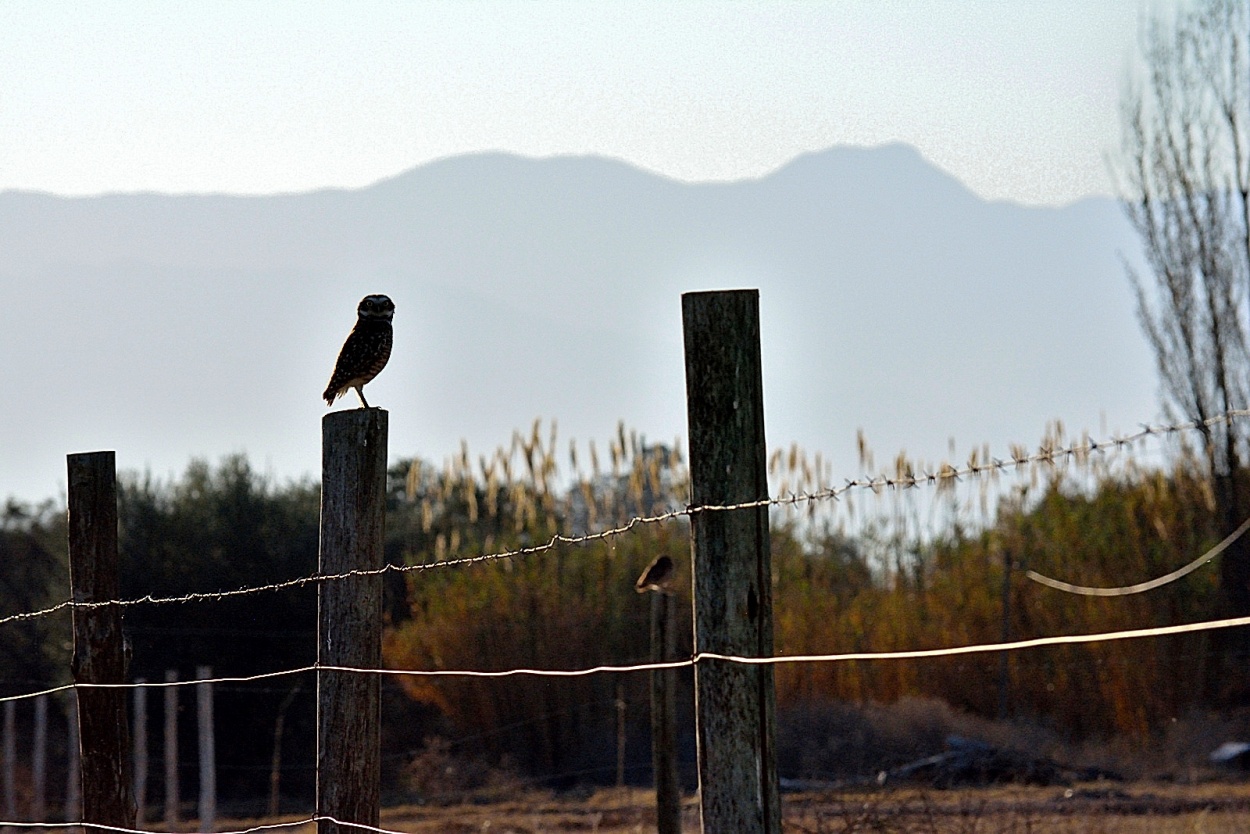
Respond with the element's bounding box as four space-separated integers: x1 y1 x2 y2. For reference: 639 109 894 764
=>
682 290 781 834
67 451 136 830
317 409 387 834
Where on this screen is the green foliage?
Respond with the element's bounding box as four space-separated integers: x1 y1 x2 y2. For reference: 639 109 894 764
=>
116 455 323 809
0 500 70 695
0 421 1237 798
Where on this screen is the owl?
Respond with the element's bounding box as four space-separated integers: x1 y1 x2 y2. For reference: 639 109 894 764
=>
323 294 395 409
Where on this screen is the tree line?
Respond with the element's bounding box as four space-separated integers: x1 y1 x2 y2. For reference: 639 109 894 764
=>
0 415 1240 804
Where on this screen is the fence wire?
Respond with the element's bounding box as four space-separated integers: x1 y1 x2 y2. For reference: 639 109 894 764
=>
1027 512 1250 596
4 410 1246 631
4 612 1250 707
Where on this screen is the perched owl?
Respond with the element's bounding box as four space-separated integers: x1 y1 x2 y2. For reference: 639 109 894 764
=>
635 554 675 594
323 294 395 409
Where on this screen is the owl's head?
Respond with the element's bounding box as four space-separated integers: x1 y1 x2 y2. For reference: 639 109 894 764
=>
357 294 395 321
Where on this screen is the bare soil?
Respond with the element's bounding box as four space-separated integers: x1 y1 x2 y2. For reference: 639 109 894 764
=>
245 782 1250 833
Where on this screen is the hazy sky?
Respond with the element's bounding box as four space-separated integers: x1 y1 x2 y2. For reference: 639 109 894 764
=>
1 1 1175 205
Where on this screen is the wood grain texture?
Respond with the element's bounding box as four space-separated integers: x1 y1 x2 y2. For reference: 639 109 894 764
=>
317 410 387 834
67 451 135 828
682 291 780 834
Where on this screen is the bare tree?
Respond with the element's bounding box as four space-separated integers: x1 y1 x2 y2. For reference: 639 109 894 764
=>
1119 0 1250 628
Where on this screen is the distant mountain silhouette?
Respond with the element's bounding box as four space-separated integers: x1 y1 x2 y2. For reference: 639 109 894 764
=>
0 144 1156 502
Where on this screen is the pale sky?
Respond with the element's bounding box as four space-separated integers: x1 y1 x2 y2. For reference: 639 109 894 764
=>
0 1 1176 205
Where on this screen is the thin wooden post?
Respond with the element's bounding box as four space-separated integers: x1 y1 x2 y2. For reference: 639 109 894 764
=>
269 685 301 818
31 697 45 821
196 667 215 833
133 682 147 826
650 591 682 834
682 290 780 834
3 701 14 820
163 670 179 826
317 409 387 834
67 451 134 830
65 697 80 821
614 681 626 788
997 551 1013 720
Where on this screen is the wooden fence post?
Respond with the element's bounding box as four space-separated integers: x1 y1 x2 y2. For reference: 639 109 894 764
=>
67 451 135 830
682 290 780 834
317 409 387 834
196 667 215 833
164 670 179 826
650 591 682 834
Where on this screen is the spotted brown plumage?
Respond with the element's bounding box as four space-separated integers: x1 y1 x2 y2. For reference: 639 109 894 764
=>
323 294 395 409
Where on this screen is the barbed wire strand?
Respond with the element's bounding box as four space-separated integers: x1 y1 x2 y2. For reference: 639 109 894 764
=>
4 409 1247 629
1026 514 1250 597
7 612 1250 707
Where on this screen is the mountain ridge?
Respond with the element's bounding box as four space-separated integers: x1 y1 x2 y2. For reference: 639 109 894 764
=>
0 144 1156 504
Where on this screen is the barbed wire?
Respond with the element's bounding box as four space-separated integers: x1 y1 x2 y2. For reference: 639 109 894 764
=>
1027 513 1250 596
6 612 1250 707
3 409 1246 629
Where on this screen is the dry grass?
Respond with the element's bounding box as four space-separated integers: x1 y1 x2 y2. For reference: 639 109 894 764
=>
231 782 1250 833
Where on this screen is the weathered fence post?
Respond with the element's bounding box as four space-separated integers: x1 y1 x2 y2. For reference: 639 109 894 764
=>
196 667 215 833
317 409 387 834
163 670 179 826
67 451 135 830
649 591 682 834
682 290 780 834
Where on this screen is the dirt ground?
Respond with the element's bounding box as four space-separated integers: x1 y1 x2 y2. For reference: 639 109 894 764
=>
241 781 1250 833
